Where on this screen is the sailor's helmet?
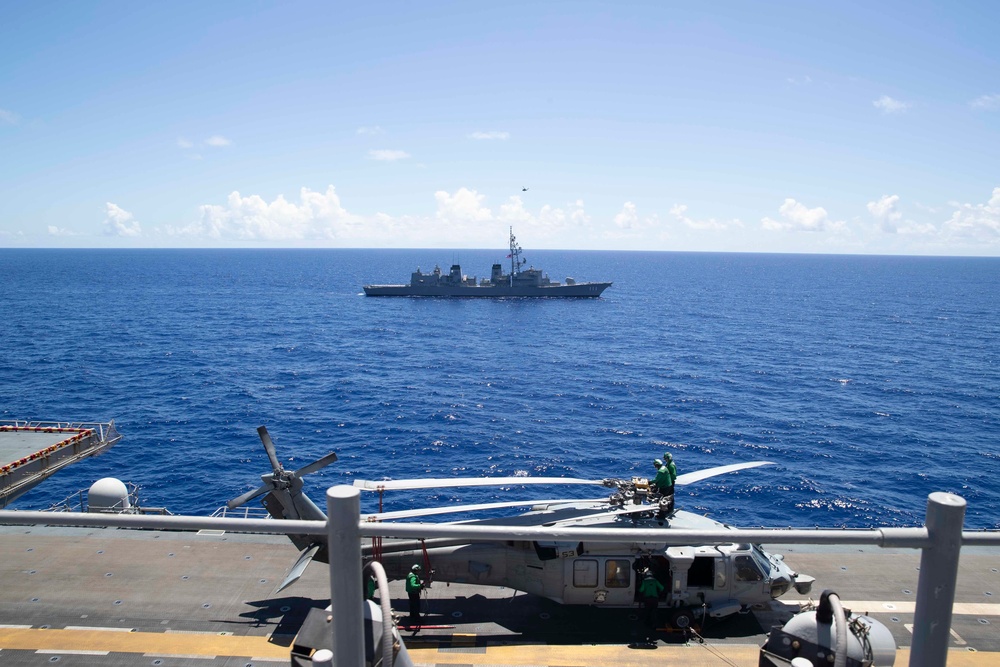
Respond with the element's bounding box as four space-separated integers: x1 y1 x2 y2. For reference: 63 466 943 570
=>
654 458 664 467
412 564 421 571
664 453 673 461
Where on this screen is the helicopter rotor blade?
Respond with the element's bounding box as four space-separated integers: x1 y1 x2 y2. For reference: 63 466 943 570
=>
227 483 270 510
545 504 657 525
293 451 338 478
275 543 320 593
353 476 601 491
258 426 283 472
364 497 609 521
674 461 774 486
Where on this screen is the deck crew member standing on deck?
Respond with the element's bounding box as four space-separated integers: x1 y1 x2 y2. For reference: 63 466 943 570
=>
638 568 665 638
406 564 424 626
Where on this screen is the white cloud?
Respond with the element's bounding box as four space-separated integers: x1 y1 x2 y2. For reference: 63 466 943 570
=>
669 203 742 230
942 186 1000 239
873 95 911 114
368 149 411 161
970 94 1000 111
435 187 492 223
47 225 79 237
163 185 591 247
468 131 510 140
762 198 843 232
786 75 812 85
356 125 384 135
613 202 638 229
495 196 589 237
104 203 142 237
177 137 194 149
0 108 19 124
205 135 231 147
867 194 935 236
172 186 360 241
867 194 902 232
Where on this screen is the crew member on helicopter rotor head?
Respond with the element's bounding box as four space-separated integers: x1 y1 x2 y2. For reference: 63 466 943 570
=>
652 459 672 495
662 452 677 492
406 564 424 626
654 453 677 513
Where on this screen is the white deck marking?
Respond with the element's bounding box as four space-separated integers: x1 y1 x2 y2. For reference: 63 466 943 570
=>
904 624 967 645
832 601 1000 616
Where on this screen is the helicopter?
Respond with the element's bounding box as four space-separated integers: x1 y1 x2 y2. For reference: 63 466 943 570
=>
228 426 815 629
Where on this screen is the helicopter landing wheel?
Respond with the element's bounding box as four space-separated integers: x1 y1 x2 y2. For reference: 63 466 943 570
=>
670 609 693 630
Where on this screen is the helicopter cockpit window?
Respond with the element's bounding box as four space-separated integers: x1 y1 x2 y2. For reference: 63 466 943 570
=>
573 559 598 588
605 560 631 588
734 555 764 582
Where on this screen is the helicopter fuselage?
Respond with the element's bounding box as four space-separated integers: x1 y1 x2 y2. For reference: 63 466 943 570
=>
372 507 812 622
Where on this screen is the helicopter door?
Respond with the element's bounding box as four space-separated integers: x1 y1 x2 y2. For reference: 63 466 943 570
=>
563 557 634 605
730 553 767 601
685 555 727 605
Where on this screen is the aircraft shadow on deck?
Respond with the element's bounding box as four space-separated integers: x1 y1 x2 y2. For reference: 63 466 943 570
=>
388 593 765 644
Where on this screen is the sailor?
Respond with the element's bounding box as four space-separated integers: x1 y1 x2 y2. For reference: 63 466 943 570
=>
652 459 672 495
638 568 665 637
365 573 377 600
662 453 677 502
662 452 677 488
406 564 424 626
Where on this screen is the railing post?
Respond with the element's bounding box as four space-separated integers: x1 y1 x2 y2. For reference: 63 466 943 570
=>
327 485 365 667
909 492 966 667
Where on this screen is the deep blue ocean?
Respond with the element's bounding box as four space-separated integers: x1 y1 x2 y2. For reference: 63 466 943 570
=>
2 249 998 529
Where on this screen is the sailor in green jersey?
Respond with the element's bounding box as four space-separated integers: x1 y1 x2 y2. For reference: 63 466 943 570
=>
661 453 677 488
660 452 678 512
406 564 424 625
652 458 673 494
638 569 665 636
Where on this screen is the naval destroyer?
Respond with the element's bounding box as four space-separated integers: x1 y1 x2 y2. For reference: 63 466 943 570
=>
363 227 612 297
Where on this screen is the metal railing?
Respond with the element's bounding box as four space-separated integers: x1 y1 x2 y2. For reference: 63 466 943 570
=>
2 490 999 667
0 419 122 445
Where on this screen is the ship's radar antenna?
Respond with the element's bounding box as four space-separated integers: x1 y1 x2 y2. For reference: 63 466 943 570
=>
508 226 526 284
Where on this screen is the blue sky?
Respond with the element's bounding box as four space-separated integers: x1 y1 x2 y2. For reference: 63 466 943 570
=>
1 1 998 254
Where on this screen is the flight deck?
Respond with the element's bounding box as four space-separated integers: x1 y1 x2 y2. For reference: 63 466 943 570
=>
0 422 121 509
0 525 997 666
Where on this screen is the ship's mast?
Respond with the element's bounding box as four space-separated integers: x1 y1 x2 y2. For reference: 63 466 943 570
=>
508 226 525 286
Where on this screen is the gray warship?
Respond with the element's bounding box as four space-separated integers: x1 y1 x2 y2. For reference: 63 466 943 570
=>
363 227 612 297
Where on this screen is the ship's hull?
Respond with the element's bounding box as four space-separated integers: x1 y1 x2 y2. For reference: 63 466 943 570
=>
363 282 612 297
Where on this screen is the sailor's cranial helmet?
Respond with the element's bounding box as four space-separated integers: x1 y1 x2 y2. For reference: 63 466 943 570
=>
664 453 673 462
654 458 664 467
412 564 421 571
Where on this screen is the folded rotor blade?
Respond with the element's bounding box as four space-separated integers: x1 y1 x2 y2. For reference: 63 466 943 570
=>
258 425 282 472
353 476 601 491
548 504 656 525
227 483 269 509
675 461 774 486
364 497 608 521
294 451 338 477
275 544 320 593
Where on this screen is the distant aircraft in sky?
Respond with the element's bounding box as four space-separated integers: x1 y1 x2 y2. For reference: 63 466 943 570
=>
522 186 529 192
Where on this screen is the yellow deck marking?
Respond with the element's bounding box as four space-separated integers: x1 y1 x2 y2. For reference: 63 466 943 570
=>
0 628 287 659
3 628 999 666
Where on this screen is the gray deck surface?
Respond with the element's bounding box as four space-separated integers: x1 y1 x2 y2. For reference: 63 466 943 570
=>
0 525 997 666
0 430 70 463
